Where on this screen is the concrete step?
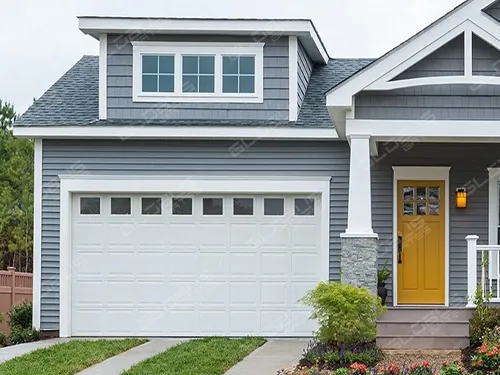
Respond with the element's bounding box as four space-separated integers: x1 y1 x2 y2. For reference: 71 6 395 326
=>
378 308 474 322
377 322 469 337
376 336 470 350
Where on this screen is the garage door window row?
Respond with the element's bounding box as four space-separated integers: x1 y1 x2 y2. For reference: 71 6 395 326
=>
80 196 315 217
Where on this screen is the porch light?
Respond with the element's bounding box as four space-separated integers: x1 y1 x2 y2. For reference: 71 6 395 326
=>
456 188 467 209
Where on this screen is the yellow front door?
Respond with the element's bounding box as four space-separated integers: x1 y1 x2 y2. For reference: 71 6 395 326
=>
397 180 445 305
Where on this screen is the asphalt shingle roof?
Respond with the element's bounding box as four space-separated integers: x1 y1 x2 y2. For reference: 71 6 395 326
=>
15 55 373 128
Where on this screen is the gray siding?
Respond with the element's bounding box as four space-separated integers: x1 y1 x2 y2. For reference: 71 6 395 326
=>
40 139 349 331
484 0 500 23
297 41 314 112
472 34 500 76
372 143 493 306
107 34 289 121
355 85 500 120
392 34 464 80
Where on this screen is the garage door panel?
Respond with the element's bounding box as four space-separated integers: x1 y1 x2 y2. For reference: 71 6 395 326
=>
71 193 322 337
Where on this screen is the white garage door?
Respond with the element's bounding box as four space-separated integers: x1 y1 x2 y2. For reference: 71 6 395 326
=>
70 193 322 337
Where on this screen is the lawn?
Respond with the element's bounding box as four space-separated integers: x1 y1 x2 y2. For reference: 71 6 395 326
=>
0 339 147 375
122 337 266 375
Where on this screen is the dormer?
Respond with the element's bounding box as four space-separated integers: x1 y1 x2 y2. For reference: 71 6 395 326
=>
78 17 329 122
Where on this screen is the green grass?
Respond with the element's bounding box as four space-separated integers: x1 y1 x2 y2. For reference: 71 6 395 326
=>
0 339 147 375
122 337 266 375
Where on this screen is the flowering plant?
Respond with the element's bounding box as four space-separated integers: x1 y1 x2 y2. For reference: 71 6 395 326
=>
378 364 401 375
350 363 368 375
407 362 434 375
440 361 465 375
471 341 500 372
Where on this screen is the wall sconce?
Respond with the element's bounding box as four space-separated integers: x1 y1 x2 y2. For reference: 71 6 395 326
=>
456 188 467 209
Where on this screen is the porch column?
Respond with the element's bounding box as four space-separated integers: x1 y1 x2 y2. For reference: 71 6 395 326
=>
340 134 378 294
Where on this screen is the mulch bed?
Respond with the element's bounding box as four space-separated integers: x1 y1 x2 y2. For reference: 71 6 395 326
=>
379 349 462 368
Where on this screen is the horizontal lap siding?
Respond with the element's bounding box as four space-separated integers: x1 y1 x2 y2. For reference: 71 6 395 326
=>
297 41 313 111
107 34 289 121
472 34 500 76
372 143 493 307
40 139 349 330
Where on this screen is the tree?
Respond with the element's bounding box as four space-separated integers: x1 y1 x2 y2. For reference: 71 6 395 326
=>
0 100 33 271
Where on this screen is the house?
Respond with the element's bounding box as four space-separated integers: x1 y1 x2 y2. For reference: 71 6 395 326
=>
13 0 500 347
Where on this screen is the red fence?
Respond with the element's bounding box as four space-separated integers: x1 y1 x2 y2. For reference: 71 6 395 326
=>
0 268 33 334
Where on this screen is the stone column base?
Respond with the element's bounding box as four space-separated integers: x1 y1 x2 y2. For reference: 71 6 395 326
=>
340 236 378 294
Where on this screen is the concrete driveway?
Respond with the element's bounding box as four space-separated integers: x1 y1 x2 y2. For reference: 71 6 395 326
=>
224 339 310 375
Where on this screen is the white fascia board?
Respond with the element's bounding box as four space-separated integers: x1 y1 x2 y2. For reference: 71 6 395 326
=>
325 0 496 107
78 18 329 63
13 126 339 140
346 119 500 140
366 75 500 91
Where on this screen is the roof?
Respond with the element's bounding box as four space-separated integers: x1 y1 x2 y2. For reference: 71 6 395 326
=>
15 55 373 128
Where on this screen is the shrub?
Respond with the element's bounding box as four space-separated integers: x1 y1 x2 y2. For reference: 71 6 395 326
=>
0 332 7 347
471 341 500 373
301 282 386 346
9 327 40 345
335 369 349 375
301 341 382 369
8 300 33 330
470 307 500 347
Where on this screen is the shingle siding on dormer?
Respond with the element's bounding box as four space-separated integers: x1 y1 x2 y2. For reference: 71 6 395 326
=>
106 34 289 121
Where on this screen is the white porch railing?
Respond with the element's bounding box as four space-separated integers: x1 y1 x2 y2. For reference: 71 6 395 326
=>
466 235 500 307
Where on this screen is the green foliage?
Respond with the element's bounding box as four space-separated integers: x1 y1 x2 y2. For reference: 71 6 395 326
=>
407 362 433 375
378 261 391 285
8 300 33 330
0 332 7 347
440 362 466 375
334 369 349 375
9 327 40 345
0 100 33 272
469 287 500 348
300 282 386 346
303 344 382 368
471 341 500 373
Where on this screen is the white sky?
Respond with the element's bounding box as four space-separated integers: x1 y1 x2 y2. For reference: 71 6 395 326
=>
0 0 464 114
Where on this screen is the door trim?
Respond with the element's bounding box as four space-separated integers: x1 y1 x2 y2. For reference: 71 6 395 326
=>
392 167 450 307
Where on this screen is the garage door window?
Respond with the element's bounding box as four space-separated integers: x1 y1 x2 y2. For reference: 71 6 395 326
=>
80 197 100 215
294 198 315 216
142 197 162 215
264 198 284 216
233 198 253 216
203 198 223 215
172 198 193 215
111 197 132 215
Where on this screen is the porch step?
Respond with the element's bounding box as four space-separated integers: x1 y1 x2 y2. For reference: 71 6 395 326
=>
377 308 473 349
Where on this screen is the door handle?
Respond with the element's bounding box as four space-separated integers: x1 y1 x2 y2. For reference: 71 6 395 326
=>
398 236 403 264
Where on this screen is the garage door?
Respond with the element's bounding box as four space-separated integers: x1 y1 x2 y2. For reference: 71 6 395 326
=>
70 194 322 336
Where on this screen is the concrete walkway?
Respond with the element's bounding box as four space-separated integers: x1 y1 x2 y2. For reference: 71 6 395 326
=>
0 338 71 364
76 339 184 375
224 339 309 375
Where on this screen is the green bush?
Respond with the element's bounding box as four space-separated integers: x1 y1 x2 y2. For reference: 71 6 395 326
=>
8 300 33 330
334 369 349 375
9 327 40 345
300 282 386 346
0 332 7 347
470 307 500 347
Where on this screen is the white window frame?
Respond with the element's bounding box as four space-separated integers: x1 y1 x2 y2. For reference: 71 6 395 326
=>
132 41 264 103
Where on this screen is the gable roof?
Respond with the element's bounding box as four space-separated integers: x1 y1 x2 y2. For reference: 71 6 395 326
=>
14 56 372 128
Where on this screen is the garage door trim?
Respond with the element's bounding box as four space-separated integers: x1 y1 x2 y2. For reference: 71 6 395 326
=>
58 175 331 337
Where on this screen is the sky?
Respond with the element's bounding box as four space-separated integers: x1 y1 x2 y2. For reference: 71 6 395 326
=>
1 0 465 114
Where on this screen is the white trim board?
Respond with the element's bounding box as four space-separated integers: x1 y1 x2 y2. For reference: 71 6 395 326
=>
78 17 329 64
488 168 500 279
98 34 107 120
288 36 298 122
58 175 331 337
32 139 42 330
392 166 451 307
13 126 339 140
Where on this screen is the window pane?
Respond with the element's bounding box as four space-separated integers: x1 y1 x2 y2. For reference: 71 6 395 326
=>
142 75 158 92
417 203 427 216
295 198 315 216
183 75 198 92
233 198 253 215
403 203 414 216
199 75 215 93
142 198 162 215
264 198 284 216
240 56 255 74
142 55 158 74
199 56 214 74
159 75 174 92
239 76 255 93
416 187 426 201
223 56 238 74
429 202 440 216
428 187 440 200
159 56 174 74
111 197 131 215
183 56 198 74
80 197 100 215
203 198 223 215
172 198 192 215
223 76 238 93
403 187 414 201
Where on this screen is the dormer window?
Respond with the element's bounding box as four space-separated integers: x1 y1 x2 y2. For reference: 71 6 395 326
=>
132 42 264 103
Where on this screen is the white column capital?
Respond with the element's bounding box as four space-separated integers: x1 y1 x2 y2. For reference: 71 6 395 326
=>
349 134 372 140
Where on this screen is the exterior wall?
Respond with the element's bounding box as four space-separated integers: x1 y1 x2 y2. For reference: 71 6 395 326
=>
107 34 289 121
355 85 500 120
392 34 464 80
472 34 500 76
372 143 495 307
297 40 314 112
484 0 500 23
40 139 349 331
